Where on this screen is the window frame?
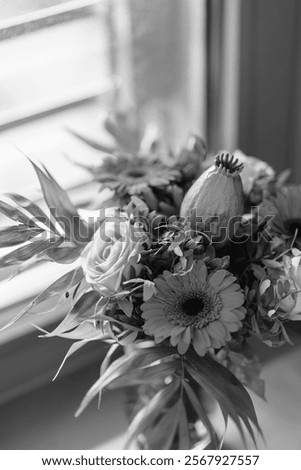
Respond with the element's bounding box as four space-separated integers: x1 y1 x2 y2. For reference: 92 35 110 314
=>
0 0 112 130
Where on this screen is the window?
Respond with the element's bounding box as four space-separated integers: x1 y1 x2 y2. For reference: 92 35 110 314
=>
0 0 112 128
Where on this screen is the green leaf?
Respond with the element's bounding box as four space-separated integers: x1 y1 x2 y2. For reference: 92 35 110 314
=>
75 354 134 417
45 290 100 337
46 321 106 341
183 381 220 448
117 330 138 346
96 313 142 332
100 343 120 377
5 192 59 234
108 359 180 389
117 298 133 317
124 381 180 448
185 351 262 448
98 342 120 407
278 321 294 346
251 263 266 280
28 159 89 243
31 160 78 216
227 352 266 400
3 256 46 282
45 244 83 264
132 346 177 368
186 364 244 444
53 341 91 381
0 200 32 226
0 239 59 268
0 266 83 331
143 401 181 450
0 225 43 247
75 345 175 416
178 404 191 450
53 333 113 381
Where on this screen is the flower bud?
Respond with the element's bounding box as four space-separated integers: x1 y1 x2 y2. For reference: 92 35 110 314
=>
180 152 244 244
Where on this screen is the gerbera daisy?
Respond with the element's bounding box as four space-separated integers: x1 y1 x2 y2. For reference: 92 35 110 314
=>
92 152 181 196
141 260 246 356
259 186 301 246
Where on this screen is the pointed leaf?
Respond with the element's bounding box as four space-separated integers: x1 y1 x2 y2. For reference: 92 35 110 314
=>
117 330 138 346
125 381 180 448
108 359 180 389
100 343 120 377
183 381 220 448
0 225 43 247
45 290 99 337
45 244 83 264
185 351 262 447
0 200 32 225
178 404 191 450
5 192 59 234
96 313 142 332
53 341 89 381
145 401 181 450
5 255 46 281
117 298 133 317
186 364 246 445
259 279 271 296
0 266 83 331
53 328 112 381
28 159 88 243
30 160 78 216
52 328 112 382
228 352 266 400
75 345 175 416
0 239 59 268
251 263 266 280
75 353 136 416
47 321 107 341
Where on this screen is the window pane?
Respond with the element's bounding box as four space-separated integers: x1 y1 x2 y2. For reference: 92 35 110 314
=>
0 1 112 127
110 0 207 148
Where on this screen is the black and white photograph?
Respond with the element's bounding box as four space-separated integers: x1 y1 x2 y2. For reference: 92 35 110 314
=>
0 0 301 456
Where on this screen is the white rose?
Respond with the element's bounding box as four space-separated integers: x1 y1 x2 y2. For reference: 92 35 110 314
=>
81 211 145 296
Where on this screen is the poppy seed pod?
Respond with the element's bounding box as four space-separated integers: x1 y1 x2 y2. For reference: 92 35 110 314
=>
180 153 244 244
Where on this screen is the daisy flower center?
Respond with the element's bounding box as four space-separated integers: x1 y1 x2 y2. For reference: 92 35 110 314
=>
126 169 146 178
165 288 222 328
181 297 204 316
141 260 246 356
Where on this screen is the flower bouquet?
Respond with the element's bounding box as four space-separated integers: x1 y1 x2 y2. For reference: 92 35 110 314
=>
1 110 300 450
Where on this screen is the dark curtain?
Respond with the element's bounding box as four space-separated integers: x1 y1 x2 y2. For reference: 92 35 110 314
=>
238 0 301 181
